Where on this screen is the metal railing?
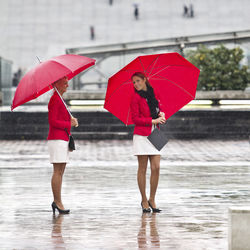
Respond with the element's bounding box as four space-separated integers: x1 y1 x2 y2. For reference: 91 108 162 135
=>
66 29 250 91
66 30 250 58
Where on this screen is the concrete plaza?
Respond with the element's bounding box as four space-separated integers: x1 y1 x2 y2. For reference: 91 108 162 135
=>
1 139 250 249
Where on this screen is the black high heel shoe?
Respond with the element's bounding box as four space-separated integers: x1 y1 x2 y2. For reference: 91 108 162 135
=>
141 202 151 213
51 202 70 214
148 201 162 213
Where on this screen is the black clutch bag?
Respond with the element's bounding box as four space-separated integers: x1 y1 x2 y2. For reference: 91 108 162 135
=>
65 129 75 151
68 135 75 151
147 126 168 151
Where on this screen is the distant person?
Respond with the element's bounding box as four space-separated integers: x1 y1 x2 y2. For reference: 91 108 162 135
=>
134 5 139 20
109 0 113 5
12 68 22 87
12 72 19 87
183 4 188 17
90 26 95 40
190 4 194 18
48 77 78 214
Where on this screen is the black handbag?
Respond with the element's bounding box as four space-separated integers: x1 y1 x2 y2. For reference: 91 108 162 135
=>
65 129 75 151
147 125 168 151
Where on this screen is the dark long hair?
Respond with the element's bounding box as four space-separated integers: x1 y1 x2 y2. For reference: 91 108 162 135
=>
131 72 159 119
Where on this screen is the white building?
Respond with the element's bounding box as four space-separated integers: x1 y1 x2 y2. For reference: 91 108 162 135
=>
0 0 250 71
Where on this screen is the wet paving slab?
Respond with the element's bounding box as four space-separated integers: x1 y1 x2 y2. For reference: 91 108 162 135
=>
1 139 250 249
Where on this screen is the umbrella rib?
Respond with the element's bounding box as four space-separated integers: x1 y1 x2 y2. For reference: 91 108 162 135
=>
138 57 146 74
105 80 132 104
152 75 195 99
148 64 194 79
149 65 170 78
147 56 160 78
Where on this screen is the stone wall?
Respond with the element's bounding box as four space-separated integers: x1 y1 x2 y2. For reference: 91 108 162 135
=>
1 110 249 140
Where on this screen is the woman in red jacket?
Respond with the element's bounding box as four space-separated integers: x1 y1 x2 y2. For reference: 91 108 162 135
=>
130 72 166 213
47 76 78 214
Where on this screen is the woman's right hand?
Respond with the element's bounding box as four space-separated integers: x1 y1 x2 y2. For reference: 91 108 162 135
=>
71 117 78 127
152 116 166 125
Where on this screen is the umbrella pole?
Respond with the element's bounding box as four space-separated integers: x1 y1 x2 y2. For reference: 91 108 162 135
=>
53 86 73 117
54 86 79 128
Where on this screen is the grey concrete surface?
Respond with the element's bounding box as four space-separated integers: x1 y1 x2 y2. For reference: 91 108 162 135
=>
1 139 250 249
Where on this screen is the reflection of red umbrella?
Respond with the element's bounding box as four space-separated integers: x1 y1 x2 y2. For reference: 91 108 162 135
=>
11 54 95 111
104 52 200 125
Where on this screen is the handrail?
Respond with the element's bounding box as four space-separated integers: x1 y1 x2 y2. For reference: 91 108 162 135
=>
66 30 250 57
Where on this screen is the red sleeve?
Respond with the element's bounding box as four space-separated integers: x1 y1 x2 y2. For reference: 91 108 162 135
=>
130 94 152 126
48 97 71 131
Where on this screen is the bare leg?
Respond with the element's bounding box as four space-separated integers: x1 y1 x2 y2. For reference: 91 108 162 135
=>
148 155 160 208
51 163 66 210
137 155 149 208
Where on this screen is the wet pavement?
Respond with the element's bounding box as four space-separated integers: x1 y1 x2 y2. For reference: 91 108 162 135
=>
1 139 250 249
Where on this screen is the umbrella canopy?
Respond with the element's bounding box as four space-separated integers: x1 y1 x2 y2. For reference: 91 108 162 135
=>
11 54 96 111
104 52 200 125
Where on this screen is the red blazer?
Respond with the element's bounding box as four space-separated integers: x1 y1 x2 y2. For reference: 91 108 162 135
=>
47 92 71 141
130 91 163 136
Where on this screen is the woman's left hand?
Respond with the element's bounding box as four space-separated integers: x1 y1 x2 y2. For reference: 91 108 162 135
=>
71 117 79 127
159 112 165 118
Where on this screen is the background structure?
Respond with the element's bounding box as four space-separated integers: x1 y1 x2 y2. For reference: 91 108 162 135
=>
1 0 250 72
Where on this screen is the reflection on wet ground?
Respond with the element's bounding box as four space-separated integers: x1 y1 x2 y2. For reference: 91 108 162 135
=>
52 214 66 249
137 213 160 249
0 140 250 249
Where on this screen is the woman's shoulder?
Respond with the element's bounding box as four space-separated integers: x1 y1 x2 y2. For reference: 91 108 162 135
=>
48 92 60 107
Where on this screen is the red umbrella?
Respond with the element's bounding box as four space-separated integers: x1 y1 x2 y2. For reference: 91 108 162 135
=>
11 54 96 111
104 52 200 125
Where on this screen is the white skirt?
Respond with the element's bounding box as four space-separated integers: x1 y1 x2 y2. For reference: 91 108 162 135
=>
48 140 69 164
133 133 162 156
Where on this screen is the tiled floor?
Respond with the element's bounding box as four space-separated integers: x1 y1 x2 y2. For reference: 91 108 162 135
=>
0 139 250 249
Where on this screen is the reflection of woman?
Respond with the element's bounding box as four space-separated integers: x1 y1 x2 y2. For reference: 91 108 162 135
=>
47 77 78 214
137 213 160 248
51 214 66 249
130 72 166 213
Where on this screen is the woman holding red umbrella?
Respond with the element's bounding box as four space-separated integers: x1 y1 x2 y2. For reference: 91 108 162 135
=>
47 76 78 214
130 72 166 213
11 54 96 213
105 53 199 212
